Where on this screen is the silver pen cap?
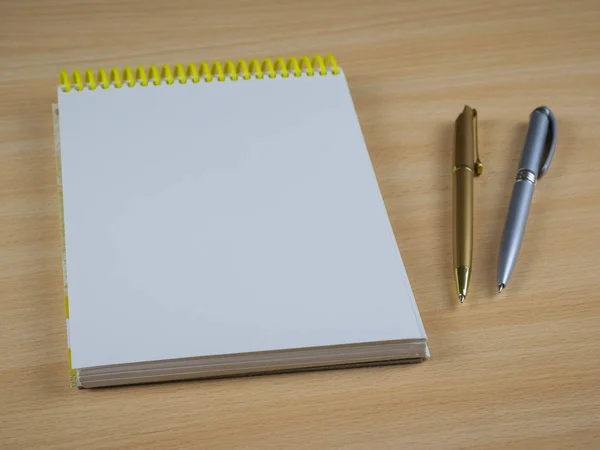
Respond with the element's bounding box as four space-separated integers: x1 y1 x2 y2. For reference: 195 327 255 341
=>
519 106 557 178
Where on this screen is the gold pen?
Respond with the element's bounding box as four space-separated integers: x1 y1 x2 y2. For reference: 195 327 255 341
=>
453 106 482 303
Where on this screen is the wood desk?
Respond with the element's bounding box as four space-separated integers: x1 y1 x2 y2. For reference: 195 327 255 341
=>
1 0 599 447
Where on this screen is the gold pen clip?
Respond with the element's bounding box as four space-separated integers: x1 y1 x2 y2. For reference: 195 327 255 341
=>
473 109 483 176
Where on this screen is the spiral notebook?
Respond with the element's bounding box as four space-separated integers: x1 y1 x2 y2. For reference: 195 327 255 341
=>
54 55 428 388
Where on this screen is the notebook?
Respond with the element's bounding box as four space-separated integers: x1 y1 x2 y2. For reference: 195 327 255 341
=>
54 55 428 388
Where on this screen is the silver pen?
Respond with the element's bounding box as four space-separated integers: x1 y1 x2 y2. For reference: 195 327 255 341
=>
497 106 557 293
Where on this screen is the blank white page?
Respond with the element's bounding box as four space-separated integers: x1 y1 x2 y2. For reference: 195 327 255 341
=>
57 71 426 369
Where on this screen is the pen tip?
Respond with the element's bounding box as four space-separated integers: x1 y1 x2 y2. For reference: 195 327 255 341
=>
459 294 465 304
498 284 505 294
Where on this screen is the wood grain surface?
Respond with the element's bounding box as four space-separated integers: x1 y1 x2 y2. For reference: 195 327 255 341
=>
1 0 599 448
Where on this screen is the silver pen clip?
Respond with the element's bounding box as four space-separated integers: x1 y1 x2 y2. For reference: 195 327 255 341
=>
533 106 557 179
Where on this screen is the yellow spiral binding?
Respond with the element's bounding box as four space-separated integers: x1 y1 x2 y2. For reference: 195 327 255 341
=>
236 60 250 80
312 55 327 76
199 62 212 82
187 63 199 83
249 59 263 80
212 61 225 82
124 67 135 87
97 70 108 89
84 69 96 90
59 55 340 92
174 64 186 84
262 58 276 78
149 65 160 86
287 58 301 77
274 57 288 78
136 66 148 87
299 56 313 76
161 65 173 85
72 70 83 91
110 67 121 88
224 60 238 81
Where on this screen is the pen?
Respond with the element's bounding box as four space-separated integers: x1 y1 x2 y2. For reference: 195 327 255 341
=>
453 106 482 304
497 106 557 293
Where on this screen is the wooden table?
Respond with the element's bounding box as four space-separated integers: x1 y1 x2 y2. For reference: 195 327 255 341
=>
1 0 599 448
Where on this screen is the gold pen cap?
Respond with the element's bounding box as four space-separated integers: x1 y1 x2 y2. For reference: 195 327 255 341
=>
454 106 482 175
